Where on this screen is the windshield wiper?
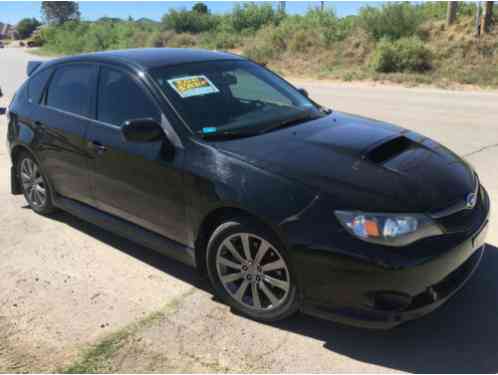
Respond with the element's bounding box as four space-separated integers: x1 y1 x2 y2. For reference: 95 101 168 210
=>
258 111 321 135
197 129 257 140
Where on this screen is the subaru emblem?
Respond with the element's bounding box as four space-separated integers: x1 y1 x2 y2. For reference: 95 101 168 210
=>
465 192 477 209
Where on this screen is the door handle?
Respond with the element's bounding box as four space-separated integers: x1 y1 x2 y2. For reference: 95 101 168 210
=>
89 140 107 153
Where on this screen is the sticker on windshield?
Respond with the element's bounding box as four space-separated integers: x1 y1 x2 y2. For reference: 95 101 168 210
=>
167 75 219 98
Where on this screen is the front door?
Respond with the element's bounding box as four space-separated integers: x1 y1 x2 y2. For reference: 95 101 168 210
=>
86 65 187 244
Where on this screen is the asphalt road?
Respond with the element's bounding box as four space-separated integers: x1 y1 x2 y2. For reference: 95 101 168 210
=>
1 47 498 372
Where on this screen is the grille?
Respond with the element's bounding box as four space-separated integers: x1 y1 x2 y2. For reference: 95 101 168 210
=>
435 185 488 235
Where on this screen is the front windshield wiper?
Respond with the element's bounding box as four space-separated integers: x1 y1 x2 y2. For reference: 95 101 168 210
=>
258 111 322 135
196 129 258 141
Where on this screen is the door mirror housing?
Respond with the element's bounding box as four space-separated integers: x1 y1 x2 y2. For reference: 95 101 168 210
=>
298 88 309 98
121 118 163 143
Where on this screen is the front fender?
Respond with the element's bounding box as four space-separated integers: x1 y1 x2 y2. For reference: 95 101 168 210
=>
184 139 318 249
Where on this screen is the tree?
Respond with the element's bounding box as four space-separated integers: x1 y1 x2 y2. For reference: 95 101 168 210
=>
481 1 494 33
16 18 41 39
41 1 80 25
447 1 458 25
192 2 208 14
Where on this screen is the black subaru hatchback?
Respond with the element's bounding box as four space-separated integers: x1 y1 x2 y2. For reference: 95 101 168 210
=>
7 48 489 328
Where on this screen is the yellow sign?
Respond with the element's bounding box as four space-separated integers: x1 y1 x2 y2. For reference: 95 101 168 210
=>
168 75 219 98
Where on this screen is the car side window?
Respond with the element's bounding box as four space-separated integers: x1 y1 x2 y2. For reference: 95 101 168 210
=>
28 68 53 105
97 67 160 127
46 64 95 117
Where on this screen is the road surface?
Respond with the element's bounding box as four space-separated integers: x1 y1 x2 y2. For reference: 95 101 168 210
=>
1 47 497 373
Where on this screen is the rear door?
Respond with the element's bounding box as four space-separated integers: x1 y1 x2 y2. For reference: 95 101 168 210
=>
86 65 187 243
30 63 97 206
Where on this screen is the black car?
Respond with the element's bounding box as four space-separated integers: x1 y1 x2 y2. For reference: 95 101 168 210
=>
7 48 489 328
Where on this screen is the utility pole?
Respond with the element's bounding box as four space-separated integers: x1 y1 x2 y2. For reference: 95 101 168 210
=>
447 1 458 25
481 1 494 33
475 1 482 36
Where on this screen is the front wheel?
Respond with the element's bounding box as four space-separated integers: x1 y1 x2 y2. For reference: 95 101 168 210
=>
206 218 300 322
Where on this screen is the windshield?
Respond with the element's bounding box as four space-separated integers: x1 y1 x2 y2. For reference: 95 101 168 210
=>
150 60 324 137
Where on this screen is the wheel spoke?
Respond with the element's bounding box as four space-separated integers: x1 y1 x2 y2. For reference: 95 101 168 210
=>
262 259 286 273
234 279 249 301
253 240 270 265
224 240 245 264
21 172 30 182
221 272 243 284
26 159 34 175
35 184 46 194
35 189 43 205
28 187 35 202
259 281 279 306
263 275 289 292
240 234 252 261
251 282 261 308
34 176 44 185
218 256 241 270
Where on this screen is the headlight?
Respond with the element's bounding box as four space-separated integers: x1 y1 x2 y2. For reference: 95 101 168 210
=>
334 211 443 247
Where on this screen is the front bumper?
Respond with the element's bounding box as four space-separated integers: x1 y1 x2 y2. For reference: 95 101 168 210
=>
302 244 485 329
293 187 490 329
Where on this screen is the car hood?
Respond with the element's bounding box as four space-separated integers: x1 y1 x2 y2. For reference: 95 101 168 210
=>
211 111 476 213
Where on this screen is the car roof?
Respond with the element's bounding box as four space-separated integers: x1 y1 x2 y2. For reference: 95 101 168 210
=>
42 48 245 71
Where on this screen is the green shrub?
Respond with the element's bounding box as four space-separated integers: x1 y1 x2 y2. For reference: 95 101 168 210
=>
161 9 218 33
17 18 42 39
231 3 284 32
370 37 432 73
358 3 423 40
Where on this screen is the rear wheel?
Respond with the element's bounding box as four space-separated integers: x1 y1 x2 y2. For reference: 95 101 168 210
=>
17 153 56 215
206 218 299 322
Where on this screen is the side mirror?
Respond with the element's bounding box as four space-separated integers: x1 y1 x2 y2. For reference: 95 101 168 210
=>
121 118 163 143
298 88 309 98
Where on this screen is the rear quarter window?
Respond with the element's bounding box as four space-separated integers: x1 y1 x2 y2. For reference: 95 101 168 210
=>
28 68 53 105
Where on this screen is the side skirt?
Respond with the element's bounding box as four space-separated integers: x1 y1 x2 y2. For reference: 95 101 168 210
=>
53 196 196 268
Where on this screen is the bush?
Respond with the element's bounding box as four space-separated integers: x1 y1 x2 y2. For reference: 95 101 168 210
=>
231 3 284 32
161 9 218 33
358 3 423 40
370 37 432 73
17 18 41 39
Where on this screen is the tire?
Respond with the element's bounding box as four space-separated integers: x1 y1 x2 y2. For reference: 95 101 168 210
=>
17 152 56 215
206 217 300 322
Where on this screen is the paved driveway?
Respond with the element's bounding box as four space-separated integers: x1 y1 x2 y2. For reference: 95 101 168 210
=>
1 48 497 373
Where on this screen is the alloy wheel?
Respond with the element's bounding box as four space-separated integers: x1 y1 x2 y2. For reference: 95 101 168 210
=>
20 158 47 208
215 233 291 311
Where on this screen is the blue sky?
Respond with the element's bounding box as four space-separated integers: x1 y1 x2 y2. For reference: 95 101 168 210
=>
0 1 379 25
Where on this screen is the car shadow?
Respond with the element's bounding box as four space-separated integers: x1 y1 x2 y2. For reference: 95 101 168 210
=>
271 243 498 373
49 210 498 373
47 210 209 292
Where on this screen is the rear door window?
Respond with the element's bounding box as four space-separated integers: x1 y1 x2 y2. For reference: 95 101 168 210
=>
28 68 53 105
46 64 96 118
97 67 160 127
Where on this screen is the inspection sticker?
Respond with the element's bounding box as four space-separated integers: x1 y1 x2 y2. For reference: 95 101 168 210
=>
167 75 219 98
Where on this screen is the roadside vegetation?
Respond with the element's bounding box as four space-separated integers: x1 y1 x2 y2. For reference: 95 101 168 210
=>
30 1 498 88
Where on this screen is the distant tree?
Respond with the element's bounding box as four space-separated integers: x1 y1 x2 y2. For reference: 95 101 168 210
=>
16 18 41 39
192 2 209 14
41 1 80 25
447 1 458 25
481 1 494 33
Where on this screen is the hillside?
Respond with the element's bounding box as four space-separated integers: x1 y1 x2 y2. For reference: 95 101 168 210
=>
35 2 498 89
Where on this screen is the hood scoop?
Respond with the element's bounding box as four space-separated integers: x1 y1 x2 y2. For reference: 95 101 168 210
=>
364 136 415 164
